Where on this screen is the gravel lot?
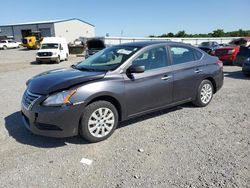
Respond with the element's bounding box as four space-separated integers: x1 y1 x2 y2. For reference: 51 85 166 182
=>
0 48 249 188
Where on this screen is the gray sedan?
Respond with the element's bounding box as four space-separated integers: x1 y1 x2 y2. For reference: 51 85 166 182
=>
21 41 224 142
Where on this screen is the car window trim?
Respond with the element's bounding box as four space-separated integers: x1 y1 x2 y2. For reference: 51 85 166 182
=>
121 44 170 73
168 44 204 65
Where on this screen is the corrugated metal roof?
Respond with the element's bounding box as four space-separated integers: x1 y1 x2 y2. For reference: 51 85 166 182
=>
0 18 94 27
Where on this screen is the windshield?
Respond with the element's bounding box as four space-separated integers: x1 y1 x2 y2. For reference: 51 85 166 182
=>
41 43 59 49
75 46 140 72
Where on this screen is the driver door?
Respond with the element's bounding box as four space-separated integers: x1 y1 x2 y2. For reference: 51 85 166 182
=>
124 46 173 117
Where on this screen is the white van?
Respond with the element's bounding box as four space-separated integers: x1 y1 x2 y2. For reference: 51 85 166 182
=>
36 37 69 63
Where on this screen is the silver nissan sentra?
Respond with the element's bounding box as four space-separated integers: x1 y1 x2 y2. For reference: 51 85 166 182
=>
21 41 224 142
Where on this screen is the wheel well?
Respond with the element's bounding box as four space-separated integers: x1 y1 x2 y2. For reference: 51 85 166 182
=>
205 77 217 93
87 96 122 121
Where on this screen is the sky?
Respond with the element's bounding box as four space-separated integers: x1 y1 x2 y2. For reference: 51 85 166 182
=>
0 0 249 37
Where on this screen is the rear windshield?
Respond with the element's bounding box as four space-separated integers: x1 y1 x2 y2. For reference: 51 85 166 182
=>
41 43 59 49
200 42 211 47
87 39 105 49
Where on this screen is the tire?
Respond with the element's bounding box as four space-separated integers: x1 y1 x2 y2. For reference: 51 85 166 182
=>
3 46 7 50
79 101 119 143
243 72 250 77
55 56 60 64
192 80 214 107
65 53 69 61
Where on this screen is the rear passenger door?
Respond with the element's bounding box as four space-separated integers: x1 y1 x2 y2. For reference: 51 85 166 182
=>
169 45 204 102
124 46 173 117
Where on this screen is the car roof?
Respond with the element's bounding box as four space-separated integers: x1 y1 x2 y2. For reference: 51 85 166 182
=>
117 40 187 48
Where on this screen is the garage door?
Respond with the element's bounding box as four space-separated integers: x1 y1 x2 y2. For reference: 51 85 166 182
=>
39 28 51 37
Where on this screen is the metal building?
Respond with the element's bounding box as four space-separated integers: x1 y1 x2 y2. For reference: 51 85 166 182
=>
0 18 95 42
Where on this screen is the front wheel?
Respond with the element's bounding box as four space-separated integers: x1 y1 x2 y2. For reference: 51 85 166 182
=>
79 101 118 142
55 56 60 64
3 45 7 50
192 80 214 107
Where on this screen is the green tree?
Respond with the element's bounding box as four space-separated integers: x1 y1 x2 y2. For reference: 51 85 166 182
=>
175 30 187 37
166 32 174 37
211 29 225 37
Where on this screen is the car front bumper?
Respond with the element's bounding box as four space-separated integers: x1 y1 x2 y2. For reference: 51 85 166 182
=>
21 101 84 138
36 56 58 62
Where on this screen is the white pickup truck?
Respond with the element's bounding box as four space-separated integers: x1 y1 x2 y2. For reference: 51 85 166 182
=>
0 40 20 50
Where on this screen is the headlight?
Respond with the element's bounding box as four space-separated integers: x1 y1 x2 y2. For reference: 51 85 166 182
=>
42 89 77 106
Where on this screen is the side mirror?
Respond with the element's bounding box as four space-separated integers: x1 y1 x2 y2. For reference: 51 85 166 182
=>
127 65 145 74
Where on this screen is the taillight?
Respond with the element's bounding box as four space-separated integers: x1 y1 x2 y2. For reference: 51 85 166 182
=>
216 59 223 68
227 49 235 54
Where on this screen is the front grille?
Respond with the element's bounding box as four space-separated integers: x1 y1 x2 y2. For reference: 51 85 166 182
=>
37 52 53 57
22 90 41 110
35 123 63 131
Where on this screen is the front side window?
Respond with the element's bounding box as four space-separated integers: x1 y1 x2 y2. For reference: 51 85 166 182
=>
170 46 196 64
132 46 168 71
41 43 59 49
76 46 140 72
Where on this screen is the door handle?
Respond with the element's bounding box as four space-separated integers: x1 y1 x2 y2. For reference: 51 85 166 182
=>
194 69 203 74
161 75 172 80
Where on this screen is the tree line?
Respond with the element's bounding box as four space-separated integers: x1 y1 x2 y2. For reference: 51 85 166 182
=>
149 29 250 38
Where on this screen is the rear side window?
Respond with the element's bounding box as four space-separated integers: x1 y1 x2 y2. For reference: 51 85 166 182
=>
193 49 203 60
170 46 196 64
170 46 203 64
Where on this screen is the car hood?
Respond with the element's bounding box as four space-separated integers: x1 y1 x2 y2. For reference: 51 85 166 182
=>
27 68 106 95
37 49 59 53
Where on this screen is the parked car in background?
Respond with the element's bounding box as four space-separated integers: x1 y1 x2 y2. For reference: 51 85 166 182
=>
213 37 250 65
36 37 69 63
22 41 223 142
242 58 250 76
234 46 250 67
240 47 250 76
85 38 106 58
0 40 20 50
199 41 220 55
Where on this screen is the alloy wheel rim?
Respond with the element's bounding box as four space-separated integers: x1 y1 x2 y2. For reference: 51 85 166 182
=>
88 107 115 138
200 83 213 104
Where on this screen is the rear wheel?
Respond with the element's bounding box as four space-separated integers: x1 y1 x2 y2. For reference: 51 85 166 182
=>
192 80 214 107
65 53 69 61
79 101 118 143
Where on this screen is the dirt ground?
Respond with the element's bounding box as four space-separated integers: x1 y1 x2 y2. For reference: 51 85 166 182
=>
0 48 249 188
